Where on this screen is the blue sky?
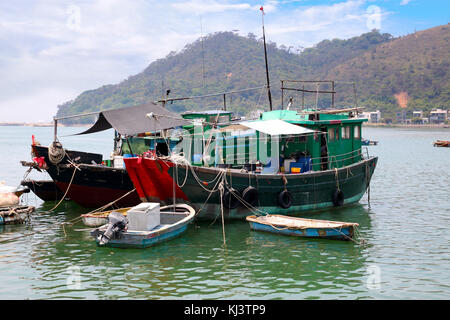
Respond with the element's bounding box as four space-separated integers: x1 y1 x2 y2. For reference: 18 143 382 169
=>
0 0 448 122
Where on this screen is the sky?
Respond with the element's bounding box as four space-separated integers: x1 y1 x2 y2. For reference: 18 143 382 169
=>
0 0 448 122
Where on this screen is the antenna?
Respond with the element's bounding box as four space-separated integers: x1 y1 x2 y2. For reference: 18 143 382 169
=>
200 16 206 88
260 6 273 111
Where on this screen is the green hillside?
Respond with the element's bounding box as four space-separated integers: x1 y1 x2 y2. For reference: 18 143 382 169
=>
326 24 450 120
56 25 449 123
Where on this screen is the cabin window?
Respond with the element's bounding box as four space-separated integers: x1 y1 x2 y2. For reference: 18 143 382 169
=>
328 128 335 141
335 128 339 140
341 126 350 139
218 115 230 123
354 126 360 139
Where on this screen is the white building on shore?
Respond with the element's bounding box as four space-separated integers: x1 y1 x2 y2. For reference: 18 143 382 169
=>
359 110 381 123
429 109 448 124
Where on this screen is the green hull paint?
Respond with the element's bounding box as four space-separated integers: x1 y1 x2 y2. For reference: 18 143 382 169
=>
167 157 377 220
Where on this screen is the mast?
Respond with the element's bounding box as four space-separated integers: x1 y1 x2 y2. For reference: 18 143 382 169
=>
260 6 273 111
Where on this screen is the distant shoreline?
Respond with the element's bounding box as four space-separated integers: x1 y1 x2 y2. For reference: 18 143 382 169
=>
1 122 448 129
363 123 450 129
0 122 90 127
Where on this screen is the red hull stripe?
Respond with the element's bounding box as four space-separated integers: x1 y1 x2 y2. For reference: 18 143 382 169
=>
56 182 141 208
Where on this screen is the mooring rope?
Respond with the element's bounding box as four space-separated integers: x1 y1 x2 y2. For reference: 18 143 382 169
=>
334 167 340 192
0 187 137 244
218 181 227 248
48 141 66 165
65 187 137 225
48 164 78 212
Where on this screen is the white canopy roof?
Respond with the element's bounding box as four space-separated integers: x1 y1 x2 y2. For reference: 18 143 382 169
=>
239 119 317 136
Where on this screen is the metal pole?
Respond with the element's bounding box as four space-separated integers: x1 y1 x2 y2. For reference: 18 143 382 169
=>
261 9 273 111
223 94 227 111
331 81 335 108
53 118 58 141
302 84 305 109
281 80 284 110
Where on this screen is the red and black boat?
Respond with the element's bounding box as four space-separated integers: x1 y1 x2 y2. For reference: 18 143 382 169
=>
20 179 66 202
28 102 188 208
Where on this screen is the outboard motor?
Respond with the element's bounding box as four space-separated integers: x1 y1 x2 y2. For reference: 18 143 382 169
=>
97 211 128 246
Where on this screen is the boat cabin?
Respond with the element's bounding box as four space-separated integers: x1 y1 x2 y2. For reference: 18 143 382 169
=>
261 109 367 171
177 107 367 174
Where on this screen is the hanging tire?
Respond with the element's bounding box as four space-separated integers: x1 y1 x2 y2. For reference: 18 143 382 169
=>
277 190 292 209
242 186 259 207
332 189 344 206
223 188 240 209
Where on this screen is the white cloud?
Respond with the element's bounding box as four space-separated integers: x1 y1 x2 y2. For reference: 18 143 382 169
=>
171 0 252 14
0 0 388 122
400 0 412 5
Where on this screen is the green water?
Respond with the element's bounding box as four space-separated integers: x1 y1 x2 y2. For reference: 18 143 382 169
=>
0 126 449 299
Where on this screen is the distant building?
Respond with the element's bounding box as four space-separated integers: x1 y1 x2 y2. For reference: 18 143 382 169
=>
359 110 381 123
412 111 423 118
429 109 448 124
412 110 429 124
396 110 407 123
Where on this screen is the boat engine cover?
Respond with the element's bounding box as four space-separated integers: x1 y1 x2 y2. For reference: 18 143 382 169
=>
97 212 128 245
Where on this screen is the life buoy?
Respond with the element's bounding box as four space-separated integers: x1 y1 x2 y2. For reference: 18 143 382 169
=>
332 189 344 206
222 188 240 209
277 190 292 209
242 186 259 207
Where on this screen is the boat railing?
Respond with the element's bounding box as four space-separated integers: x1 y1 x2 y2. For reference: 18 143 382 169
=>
211 147 370 172
307 148 367 170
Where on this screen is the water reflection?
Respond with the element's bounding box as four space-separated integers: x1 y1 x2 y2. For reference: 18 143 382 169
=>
2 126 449 299
15 200 372 299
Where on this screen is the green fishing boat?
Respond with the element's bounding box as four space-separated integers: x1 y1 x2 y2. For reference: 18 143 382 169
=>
124 86 378 220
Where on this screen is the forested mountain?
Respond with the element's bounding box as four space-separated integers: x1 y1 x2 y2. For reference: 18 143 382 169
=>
56 24 449 123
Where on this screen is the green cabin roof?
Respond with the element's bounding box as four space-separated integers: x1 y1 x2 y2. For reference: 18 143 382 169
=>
260 109 367 126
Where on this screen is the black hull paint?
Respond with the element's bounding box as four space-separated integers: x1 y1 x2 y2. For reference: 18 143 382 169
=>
32 145 140 208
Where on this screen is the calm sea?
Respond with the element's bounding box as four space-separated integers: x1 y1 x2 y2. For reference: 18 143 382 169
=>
0 125 449 300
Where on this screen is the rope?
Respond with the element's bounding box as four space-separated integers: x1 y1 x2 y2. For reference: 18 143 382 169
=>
48 141 66 165
0 187 137 244
218 181 227 247
366 162 371 209
48 165 78 212
162 154 369 246
64 187 137 225
334 168 340 192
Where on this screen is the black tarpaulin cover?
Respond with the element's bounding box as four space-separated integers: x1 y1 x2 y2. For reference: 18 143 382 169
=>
74 102 190 136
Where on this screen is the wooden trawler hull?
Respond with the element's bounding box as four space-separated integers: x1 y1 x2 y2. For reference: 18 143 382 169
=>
124 156 377 221
32 145 140 208
20 179 66 202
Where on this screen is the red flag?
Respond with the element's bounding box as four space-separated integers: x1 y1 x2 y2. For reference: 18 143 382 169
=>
260 6 264 14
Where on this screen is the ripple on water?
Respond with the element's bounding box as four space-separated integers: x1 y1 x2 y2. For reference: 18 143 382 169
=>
1 126 449 299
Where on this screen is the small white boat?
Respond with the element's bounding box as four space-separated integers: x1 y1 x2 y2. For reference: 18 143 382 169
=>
246 214 359 241
81 207 130 227
90 204 196 248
